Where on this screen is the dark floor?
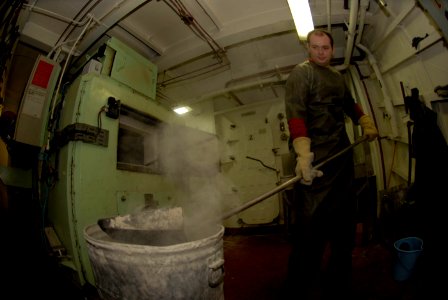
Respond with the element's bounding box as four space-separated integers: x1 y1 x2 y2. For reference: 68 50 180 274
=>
0 186 436 300
222 227 421 300
0 228 419 300
1 224 433 300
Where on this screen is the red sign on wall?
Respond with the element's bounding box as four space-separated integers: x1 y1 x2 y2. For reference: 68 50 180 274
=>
31 59 55 89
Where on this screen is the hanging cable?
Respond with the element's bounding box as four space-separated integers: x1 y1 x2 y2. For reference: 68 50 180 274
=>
159 60 230 87
194 0 220 30
22 3 93 26
53 0 104 48
246 156 279 173
156 0 230 91
163 0 225 60
46 15 95 152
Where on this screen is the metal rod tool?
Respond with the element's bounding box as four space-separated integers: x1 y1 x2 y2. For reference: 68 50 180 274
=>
221 136 368 220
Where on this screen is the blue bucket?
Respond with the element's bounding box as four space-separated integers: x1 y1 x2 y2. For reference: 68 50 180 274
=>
393 236 423 281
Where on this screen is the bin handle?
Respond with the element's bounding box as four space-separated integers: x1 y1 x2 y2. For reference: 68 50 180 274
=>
208 258 225 288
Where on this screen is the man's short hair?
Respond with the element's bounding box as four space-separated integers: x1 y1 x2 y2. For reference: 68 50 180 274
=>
307 29 334 48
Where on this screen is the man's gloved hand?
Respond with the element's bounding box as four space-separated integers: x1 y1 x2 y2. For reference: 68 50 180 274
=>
293 137 323 185
359 114 379 142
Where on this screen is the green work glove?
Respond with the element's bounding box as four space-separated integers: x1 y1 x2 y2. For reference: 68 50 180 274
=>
292 137 323 185
359 115 379 142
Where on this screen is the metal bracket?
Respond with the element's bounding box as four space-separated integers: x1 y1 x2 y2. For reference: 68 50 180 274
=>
56 123 109 147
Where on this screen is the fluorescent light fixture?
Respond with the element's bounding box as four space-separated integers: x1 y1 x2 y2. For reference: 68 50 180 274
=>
173 106 192 115
287 0 314 40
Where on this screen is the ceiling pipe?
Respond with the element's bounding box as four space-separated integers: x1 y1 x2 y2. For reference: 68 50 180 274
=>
326 0 332 32
347 67 387 194
190 75 289 105
334 0 370 70
75 0 150 54
225 65 295 88
355 0 370 46
356 43 399 138
369 1 415 52
335 0 359 71
54 0 104 48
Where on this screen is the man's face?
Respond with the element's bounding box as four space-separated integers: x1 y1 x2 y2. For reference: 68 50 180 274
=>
307 33 334 67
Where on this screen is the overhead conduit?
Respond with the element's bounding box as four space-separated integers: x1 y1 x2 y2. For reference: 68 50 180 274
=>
352 1 414 139
335 0 359 71
191 74 290 108
185 0 372 111
333 0 392 140
160 0 365 108
192 0 363 106
356 43 399 138
337 0 389 206
355 0 369 46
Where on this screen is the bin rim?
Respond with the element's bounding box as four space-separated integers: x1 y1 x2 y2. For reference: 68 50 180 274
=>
393 236 424 253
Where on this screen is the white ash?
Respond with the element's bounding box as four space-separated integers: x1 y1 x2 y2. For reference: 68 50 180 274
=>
107 207 184 231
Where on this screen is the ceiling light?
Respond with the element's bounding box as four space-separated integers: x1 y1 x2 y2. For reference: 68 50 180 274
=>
173 106 192 115
287 0 315 41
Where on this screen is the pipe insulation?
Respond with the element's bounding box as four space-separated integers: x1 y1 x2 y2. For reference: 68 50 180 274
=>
343 0 359 67
369 1 415 52
356 43 399 137
335 0 368 71
191 74 289 106
355 0 370 46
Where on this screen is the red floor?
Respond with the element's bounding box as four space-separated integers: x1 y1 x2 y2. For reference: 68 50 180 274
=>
1 190 426 300
224 233 291 300
223 229 420 300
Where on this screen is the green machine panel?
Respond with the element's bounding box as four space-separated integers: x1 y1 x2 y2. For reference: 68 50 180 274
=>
48 73 175 286
103 37 157 100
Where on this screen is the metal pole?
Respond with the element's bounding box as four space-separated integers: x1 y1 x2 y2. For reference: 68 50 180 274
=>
221 136 368 220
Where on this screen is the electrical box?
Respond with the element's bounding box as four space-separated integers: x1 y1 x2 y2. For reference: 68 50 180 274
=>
14 55 60 147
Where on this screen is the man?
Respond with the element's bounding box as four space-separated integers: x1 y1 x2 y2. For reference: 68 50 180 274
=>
284 29 378 299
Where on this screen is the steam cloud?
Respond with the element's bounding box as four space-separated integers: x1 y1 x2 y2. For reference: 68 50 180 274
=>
157 123 230 240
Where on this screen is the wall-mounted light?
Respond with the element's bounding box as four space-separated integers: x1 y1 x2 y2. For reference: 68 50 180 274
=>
173 106 192 115
287 0 314 41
